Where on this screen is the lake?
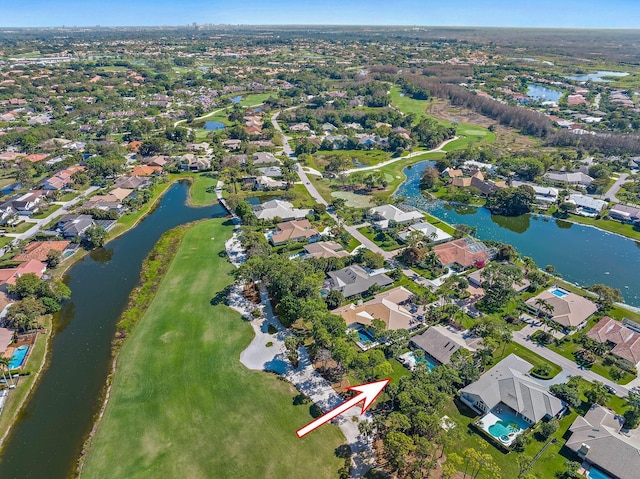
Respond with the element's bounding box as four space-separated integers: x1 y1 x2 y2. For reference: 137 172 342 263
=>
204 120 226 130
564 71 630 83
396 161 640 307
0 182 226 478
231 95 243 104
527 84 564 104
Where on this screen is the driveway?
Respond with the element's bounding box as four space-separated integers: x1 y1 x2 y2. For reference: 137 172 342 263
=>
601 173 629 203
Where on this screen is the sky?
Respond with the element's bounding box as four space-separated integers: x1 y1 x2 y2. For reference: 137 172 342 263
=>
2 0 640 28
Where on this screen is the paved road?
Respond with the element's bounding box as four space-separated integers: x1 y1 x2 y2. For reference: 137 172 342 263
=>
512 329 630 397
4 186 99 242
341 136 459 175
602 173 629 203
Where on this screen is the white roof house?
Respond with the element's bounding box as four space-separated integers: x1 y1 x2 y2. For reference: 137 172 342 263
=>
253 200 312 221
568 194 607 216
460 354 564 425
463 160 495 171
512 181 558 204
544 171 593 186
399 221 452 244
368 204 424 228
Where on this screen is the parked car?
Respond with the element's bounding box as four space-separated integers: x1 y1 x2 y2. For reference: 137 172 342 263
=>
605 385 617 394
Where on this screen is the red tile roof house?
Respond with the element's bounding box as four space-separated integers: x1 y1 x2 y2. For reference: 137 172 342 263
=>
42 165 86 190
587 316 640 365
432 237 494 271
0 259 46 292
269 220 319 246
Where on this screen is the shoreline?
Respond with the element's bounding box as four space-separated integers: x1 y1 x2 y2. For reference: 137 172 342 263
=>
76 221 195 476
0 175 216 457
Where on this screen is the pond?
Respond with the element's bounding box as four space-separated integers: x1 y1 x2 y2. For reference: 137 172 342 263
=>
230 95 243 104
0 182 226 478
204 120 226 131
564 71 630 83
526 84 564 104
395 160 640 307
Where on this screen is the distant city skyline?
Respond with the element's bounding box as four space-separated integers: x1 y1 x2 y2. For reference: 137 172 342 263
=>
2 0 640 28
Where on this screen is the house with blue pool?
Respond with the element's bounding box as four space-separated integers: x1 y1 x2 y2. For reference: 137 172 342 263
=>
567 404 640 479
526 287 598 332
460 354 564 447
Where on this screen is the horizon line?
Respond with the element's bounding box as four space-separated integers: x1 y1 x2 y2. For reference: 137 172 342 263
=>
1 24 640 30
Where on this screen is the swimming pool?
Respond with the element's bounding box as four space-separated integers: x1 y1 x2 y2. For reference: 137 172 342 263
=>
551 288 568 298
415 354 439 371
588 467 614 479
358 329 375 343
8 345 29 369
488 420 521 441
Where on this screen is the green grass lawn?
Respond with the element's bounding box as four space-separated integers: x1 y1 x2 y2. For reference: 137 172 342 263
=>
0 236 14 248
492 342 562 379
0 317 49 442
187 173 219 207
81 220 345 479
563 213 640 242
390 86 444 122
7 222 33 234
357 226 401 251
31 204 62 219
59 192 79 202
237 93 273 107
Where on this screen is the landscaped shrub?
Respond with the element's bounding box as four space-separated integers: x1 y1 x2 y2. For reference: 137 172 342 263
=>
531 363 552 378
616 357 637 373
267 324 278 335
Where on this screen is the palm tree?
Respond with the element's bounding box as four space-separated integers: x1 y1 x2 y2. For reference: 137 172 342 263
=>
0 357 13 388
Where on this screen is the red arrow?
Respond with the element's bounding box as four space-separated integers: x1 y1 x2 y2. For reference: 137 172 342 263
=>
296 378 390 438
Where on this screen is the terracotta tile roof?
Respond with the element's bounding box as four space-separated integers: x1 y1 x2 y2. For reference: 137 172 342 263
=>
270 220 318 245
332 287 415 330
432 238 491 269
0 259 46 286
588 316 640 364
13 241 70 262
131 165 162 176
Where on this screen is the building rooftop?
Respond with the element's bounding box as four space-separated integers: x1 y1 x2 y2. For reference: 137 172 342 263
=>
332 286 414 330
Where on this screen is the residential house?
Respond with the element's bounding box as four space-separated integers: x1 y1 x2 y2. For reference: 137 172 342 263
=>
57 214 95 238
258 166 283 178
442 167 463 180
398 221 452 244
566 405 640 479
142 155 169 168
13 240 71 263
332 286 416 330
544 171 594 187
525 287 597 330
222 139 242 150
114 176 151 190
253 152 280 166
252 200 312 221
432 237 493 270
587 316 640 366
130 165 162 177
12 190 48 216
568 194 607 216
269 220 319 246
0 202 18 226
462 160 495 172
42 165 86 190
452 170 506 195
255 176 287 191
460 354 564 425
327 265 393 298
609 204 640 225
512 181 559 205
289 123 310 132
467 267 530 293
181 154 211 171
0 259 47 291
303 241 349 259
411 326 481 365
368 204 424 229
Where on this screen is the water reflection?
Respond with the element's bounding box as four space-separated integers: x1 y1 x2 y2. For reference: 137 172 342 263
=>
490 213 531 234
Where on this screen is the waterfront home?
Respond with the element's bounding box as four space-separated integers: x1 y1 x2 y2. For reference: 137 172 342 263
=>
568 194 607 216
269 220 319 246
587 316 640 366
332 286 415 330
398 221 452 244
327 265 393 298
57 214 95 238
442 167 463 179
566 405 640 479
0 259 47 290
0 328 13 356
525 287 597 331
543 171 593 187
451 170 506 195
13 240 71 263
609 204 640 225
252 199 312 221
303 241 349 259
462 160 495 172
512 181 558 205
254 176 287 191
130 165 162 177
368 204 424 229
410 326 481 366
114 176 151 190
432 237 493 271
467 267 530 293
460 354 564 441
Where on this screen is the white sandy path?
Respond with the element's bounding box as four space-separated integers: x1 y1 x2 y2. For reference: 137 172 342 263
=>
225 231 375 477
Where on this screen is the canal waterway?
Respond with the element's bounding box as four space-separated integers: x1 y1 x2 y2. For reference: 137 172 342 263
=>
0 181 226 478
396 161 640 307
